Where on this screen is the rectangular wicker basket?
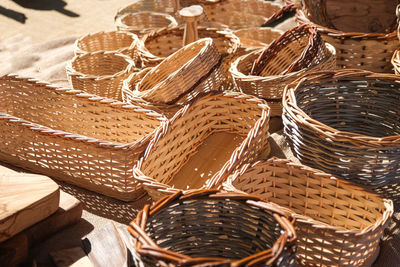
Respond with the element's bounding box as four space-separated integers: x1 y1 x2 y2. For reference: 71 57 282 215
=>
0 75 166 201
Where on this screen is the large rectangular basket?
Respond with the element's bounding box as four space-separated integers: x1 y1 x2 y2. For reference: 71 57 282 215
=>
133 91 271 200
224 157 393 266
0 75 166 201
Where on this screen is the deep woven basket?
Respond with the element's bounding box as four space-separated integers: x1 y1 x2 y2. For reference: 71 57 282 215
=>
297 0 399 72
115 11 178 37
128 189 297 267
0 75 166 201
74 31 140 58
392 48 400 75
66 51 137 101
224 157 393 266
283 69 400 188
233 27 283 56
133 91 271 201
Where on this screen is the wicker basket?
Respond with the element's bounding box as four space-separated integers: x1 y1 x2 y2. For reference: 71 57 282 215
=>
74 31 140 58
66 51 137 101
283 69 400 188
128 189 297 267
224 157 393 266
233 27 283 56
297 0 399 72
392 48 400 74
115 11 178 37
0 75 166 201
133 91 271 201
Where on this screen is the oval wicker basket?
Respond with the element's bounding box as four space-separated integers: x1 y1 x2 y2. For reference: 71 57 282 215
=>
115 11 178 37
128 189 297 267
233 27 283 56
66 51 137 101
224 157 393 266
283 69 400 188
74 31 140 58
0 75 166 201
297 0 399 72
135 38 224 105
133 91 271 201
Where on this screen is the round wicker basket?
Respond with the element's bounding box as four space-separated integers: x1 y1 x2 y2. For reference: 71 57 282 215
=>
66 51 137 101
224 157 393 266
115 11 178 37
128 189 297 267
283 69 400 188
297 0 399 72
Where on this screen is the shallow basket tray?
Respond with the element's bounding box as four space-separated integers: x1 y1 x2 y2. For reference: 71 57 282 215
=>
133 91 271 201
0 75 166 201
128 189 297 267
296 0 399 72
74 31 140 58
224 157 393 266
66 51 137 101
115 11 178 37
283 69 400 188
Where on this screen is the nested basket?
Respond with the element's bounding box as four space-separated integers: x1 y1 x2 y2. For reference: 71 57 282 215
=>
230 25 336 116
297 0 399 72
283 69 400 188
74 31 140 58
133 91 271 201
66 51 137 101
115 11 178 37
224 157 393 266
128 189 297 267
0 75 166 201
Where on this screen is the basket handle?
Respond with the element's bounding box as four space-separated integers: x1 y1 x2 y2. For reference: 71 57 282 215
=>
262 3 297 28
179 5 204 46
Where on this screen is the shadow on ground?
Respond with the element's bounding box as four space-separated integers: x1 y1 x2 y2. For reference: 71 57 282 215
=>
12 0 79 17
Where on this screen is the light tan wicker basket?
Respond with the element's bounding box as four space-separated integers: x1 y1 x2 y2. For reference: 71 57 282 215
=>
297 0 399 72
0 75 166 201
74 31 140 58
133 91 271 201
115 11 178 37
392 48 400 74
66 51 137 101
224 157 393 266
233 27 283 56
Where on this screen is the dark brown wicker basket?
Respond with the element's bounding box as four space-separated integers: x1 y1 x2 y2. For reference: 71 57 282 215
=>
128 189 297 266
283 69 400 188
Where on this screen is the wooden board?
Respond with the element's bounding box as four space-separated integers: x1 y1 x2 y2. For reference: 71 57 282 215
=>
0 173 60 242
0 190 83 266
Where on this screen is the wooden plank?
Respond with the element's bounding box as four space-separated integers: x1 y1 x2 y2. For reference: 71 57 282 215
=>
0 173 60 242
50 247 93 267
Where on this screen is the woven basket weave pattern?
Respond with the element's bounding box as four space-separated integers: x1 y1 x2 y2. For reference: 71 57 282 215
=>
392 48 400 75
128 190 297 266
283 70 400 188
224 157 393 266
234 27 283 56
133 91 271 200
0 75 166 201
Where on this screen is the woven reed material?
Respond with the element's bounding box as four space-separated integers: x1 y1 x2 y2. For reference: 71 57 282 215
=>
296 0 399 73
133 91 271 201
0 75 166 201
115 11 178 37
128 189 297 266
224 157 394 266
66 51 138 101
283 69 400 189
392 48 400 75
74 31 140 58
230 43 336 100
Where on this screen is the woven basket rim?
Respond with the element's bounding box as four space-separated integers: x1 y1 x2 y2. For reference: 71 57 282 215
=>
128 189 296 266
115 11 178 31
66 51 138 81
224 157 394 235
74 30 140 55
132 91 270 195
282 69 400 146
1 74 166 149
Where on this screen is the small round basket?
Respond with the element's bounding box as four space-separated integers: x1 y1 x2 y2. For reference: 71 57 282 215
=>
74 31 140 58
66 51 137 101
115 11 178 37
283 69 400 188
128 189 297 267
233 27 283 56
392 48 400 75
224 157 393 266
135 38 224 105
133 91 271 201
297 0 399 72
